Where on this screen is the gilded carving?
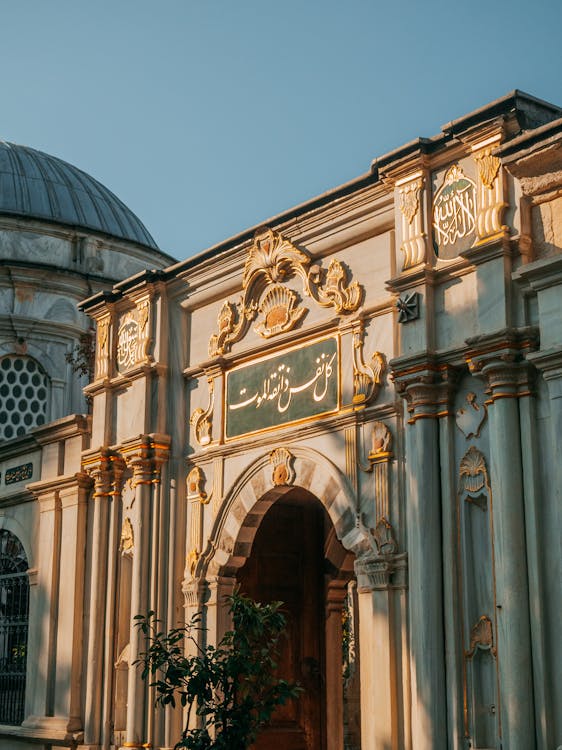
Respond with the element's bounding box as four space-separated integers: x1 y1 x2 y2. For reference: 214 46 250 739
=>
465 615 496 658
472 140 507 242
208 228 363 357
120 517 134 554
399 178 422 224
370 421 392 456
187 466 208 503
455 391 487 438
474 149 500 190
254 285 306 339
95 316 110 379
190 378 214 446
352 325 385 406
311 258 362 313
398 173 427 269
269 447 295 486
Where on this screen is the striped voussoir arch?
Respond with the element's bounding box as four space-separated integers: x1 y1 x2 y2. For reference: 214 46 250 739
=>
205 446 373 578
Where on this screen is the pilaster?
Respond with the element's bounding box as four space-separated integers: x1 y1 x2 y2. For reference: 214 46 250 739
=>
391 357 457 750
466 335 537 750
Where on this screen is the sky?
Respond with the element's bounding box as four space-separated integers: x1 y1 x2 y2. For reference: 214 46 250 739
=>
1 0 562 261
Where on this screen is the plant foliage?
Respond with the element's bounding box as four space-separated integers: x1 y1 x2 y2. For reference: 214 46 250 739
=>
135 590 301 750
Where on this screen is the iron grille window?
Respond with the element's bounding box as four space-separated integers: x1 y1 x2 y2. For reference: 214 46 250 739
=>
0 531 29 725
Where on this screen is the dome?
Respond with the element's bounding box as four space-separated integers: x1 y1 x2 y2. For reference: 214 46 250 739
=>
0 141 158 249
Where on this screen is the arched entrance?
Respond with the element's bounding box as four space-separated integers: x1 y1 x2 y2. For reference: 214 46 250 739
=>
236 488 359 750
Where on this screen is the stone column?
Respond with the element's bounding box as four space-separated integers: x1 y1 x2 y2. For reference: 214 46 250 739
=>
83 451 113 745
469 351 535 750
325 579 347 750
122 438 155 749
526 348 562 748
55 475 91 733
392 361 454 750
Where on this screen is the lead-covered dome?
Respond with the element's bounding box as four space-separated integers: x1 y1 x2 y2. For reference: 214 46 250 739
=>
0 141 158 249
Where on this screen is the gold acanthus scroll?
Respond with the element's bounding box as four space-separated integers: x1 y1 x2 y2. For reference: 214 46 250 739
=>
209 228 363 357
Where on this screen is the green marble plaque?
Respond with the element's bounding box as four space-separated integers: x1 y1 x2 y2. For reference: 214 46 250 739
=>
226 337 339 439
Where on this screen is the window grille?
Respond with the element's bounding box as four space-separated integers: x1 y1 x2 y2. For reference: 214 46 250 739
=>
0 355 49 442
0 531 29 725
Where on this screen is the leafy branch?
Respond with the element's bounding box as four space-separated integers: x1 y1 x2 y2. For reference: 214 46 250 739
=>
135 589 301 750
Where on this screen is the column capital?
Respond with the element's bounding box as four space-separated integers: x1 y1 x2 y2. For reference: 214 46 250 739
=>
465 328 539 402
391 356 459 423
120 434 171 486
83 449 115 498
354 552 407 593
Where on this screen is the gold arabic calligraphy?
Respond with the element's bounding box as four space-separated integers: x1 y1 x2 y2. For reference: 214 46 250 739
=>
433 164 476 248
229 351 336 414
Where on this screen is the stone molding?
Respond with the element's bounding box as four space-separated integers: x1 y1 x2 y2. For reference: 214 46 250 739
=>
391 356 459 423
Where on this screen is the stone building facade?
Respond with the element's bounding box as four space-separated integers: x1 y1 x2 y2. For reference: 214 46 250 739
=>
1 91 562 750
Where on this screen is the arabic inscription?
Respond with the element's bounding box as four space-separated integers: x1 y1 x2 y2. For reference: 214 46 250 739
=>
226 337 339 439
433 164 477 259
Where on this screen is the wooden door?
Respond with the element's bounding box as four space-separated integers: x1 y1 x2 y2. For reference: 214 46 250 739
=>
237 494 326 750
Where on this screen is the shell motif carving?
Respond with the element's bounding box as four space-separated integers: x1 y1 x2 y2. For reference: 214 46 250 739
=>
269 447 296 486
254 285 306 339
459 446 489 495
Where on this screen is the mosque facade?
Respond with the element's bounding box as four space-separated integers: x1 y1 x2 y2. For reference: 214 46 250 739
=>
0 91 562 750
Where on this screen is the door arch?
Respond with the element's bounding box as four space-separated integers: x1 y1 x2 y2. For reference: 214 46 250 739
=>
199 448 370 750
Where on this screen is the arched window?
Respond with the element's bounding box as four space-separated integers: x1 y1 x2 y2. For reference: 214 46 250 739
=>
0 531 29 725
0 355 49 441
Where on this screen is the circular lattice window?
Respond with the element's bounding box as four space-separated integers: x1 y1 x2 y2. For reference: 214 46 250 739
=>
0 356 49 442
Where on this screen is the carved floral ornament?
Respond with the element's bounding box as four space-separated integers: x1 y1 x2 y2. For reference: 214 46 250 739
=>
208 228 363 357
399 178 423 224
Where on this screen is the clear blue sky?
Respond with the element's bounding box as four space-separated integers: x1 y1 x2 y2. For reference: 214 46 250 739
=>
2 0 561 260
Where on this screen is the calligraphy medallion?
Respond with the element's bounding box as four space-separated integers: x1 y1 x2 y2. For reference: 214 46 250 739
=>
433 164 477 259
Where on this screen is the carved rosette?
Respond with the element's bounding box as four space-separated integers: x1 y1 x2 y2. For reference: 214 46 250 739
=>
208 228 363 357
472 136 507 243
397 173 427 269
190 377 214 446
269 447 296 486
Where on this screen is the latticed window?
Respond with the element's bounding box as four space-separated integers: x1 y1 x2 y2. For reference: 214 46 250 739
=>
0 355 49 442
0 531 29 725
